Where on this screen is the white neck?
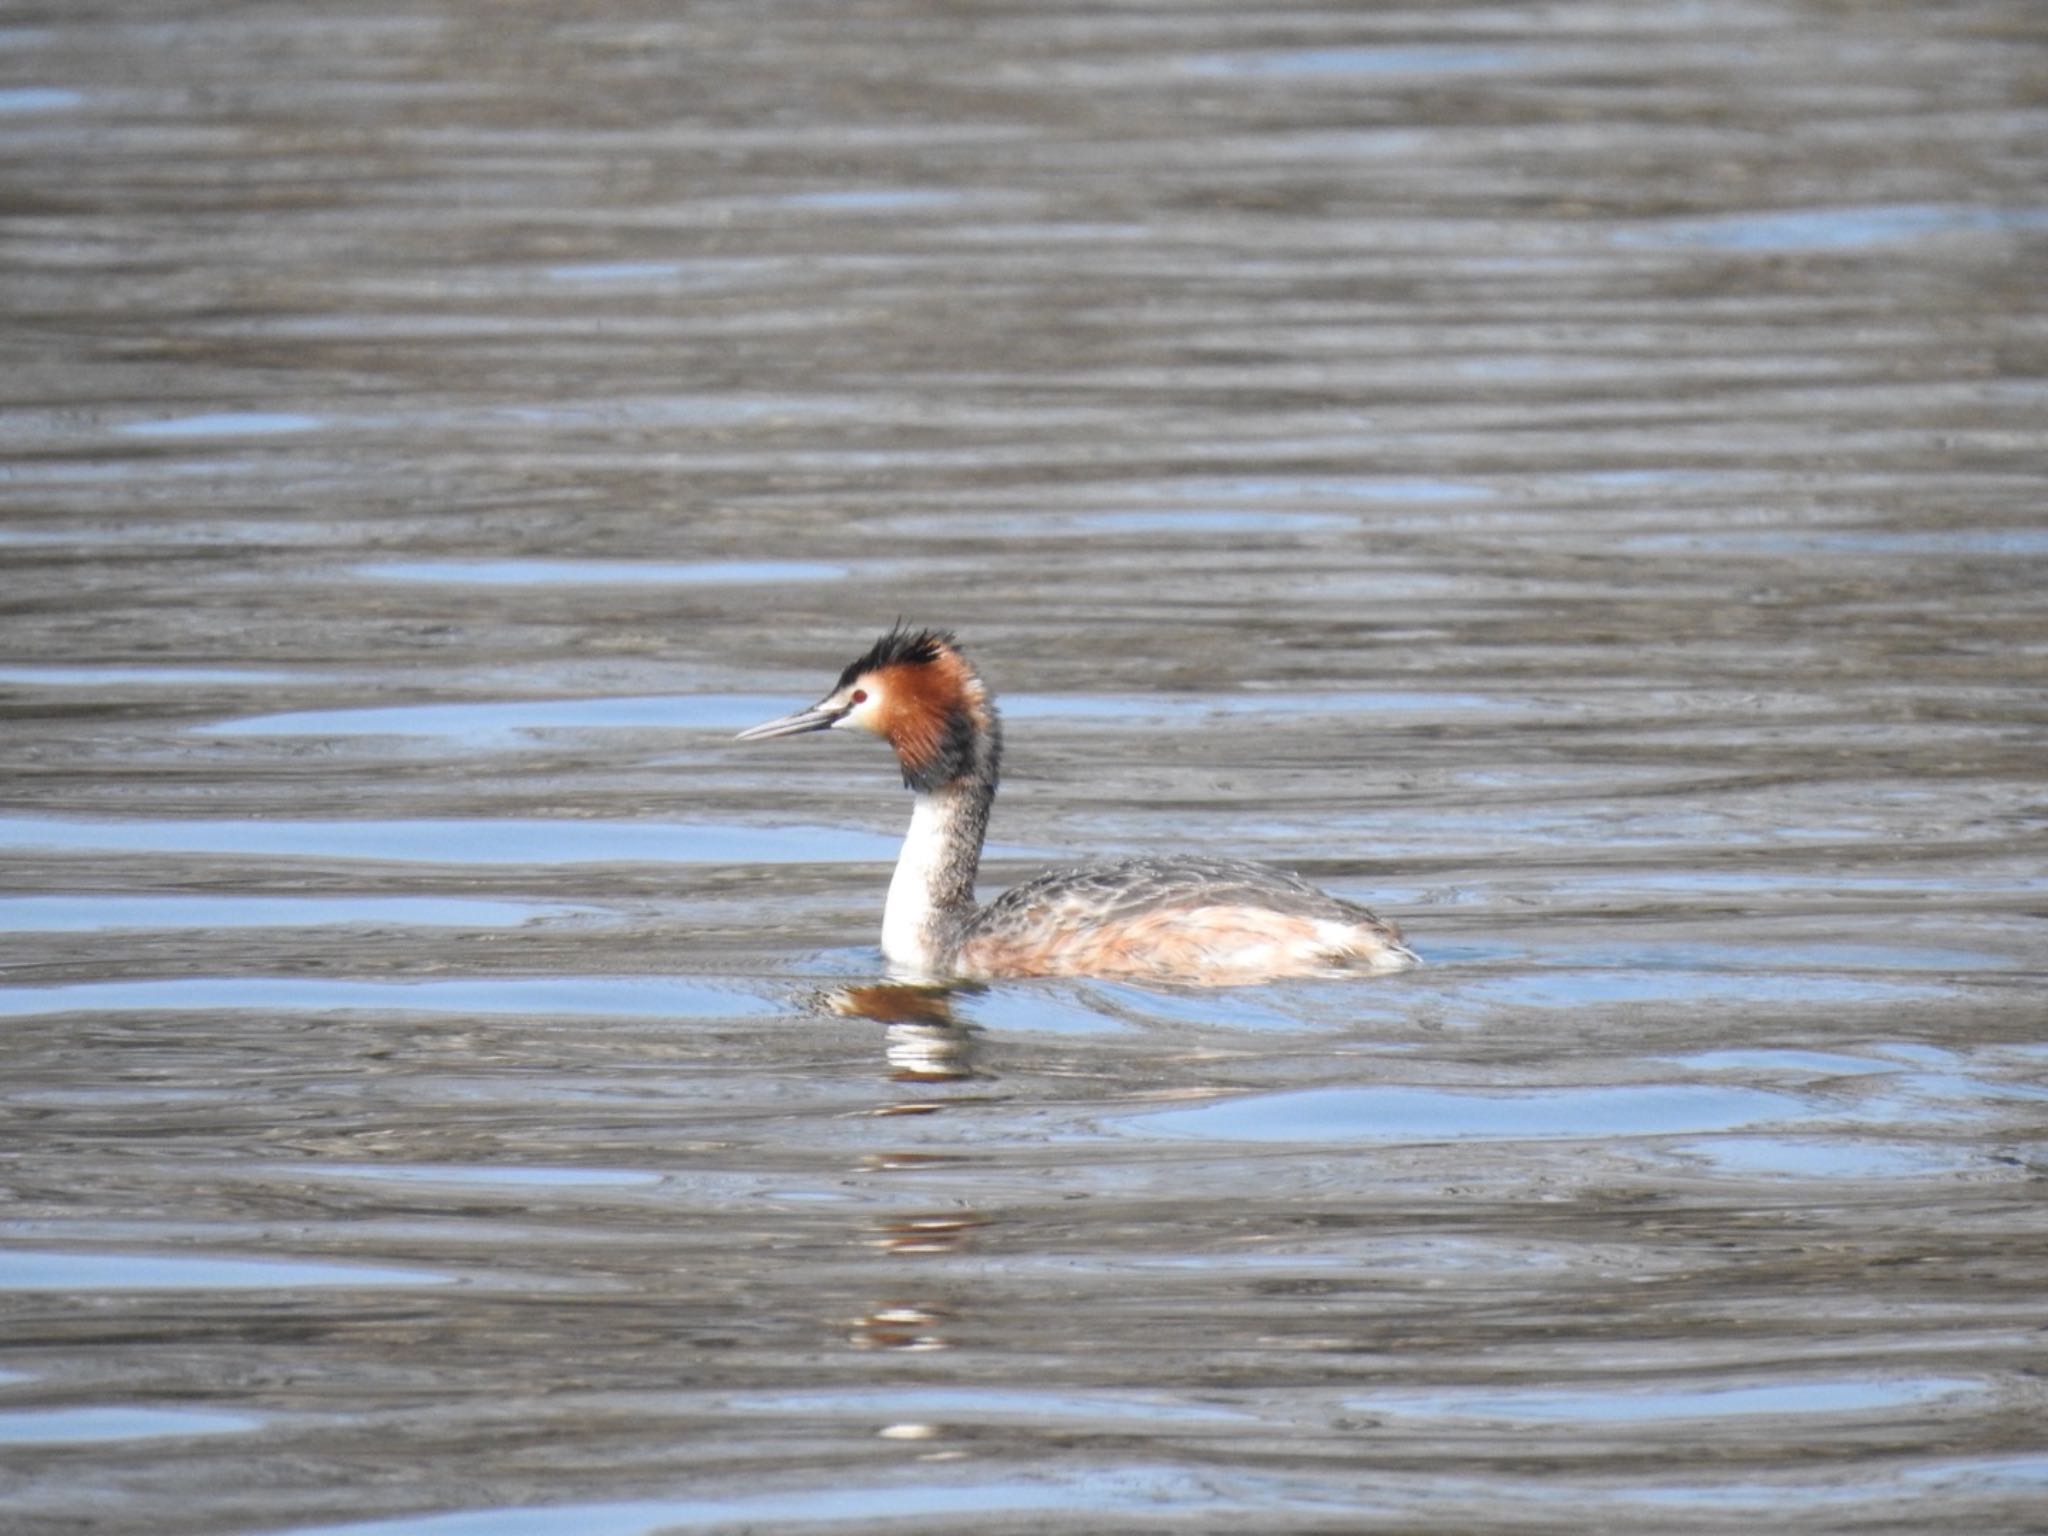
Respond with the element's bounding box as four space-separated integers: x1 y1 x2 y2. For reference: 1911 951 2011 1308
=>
881 790 980 976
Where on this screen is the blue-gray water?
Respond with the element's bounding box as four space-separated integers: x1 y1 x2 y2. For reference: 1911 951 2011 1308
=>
3 2 2045 1532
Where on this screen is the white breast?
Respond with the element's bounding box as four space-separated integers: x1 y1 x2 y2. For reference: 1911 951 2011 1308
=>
881 793 953 974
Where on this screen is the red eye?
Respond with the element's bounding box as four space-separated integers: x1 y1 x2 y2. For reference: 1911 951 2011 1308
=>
850 688 868 704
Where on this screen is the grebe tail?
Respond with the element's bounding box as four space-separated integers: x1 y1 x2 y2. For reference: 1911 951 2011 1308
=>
737 625 1416 986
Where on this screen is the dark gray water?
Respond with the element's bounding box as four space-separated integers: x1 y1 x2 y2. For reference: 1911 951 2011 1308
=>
3 2 2046 1532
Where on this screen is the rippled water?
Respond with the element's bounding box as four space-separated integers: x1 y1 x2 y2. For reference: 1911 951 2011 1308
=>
4 2 2045 1532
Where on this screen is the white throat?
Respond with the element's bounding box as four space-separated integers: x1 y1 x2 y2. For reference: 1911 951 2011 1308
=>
882 792 967 975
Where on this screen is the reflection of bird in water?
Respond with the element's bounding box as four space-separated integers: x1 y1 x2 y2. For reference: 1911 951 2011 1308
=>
740 626 1417 986
825 983 980 1083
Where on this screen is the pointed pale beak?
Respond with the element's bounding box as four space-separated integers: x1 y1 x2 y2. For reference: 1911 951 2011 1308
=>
735 702 842 741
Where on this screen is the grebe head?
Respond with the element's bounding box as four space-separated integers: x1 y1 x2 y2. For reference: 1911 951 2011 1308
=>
736 624 1000 794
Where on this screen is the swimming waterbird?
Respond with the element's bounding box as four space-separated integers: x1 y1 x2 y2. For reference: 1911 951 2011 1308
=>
737 626 1417 985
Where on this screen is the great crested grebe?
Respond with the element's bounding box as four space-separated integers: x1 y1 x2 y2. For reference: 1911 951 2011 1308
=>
737 626 1418 986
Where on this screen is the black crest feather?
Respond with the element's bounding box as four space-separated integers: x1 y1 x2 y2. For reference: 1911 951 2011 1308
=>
837 623 955 690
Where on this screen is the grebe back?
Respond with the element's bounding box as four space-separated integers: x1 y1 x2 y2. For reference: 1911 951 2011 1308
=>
737 626 1416 986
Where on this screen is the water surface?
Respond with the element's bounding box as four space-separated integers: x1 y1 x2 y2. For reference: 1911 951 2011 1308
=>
2 2 2044 1533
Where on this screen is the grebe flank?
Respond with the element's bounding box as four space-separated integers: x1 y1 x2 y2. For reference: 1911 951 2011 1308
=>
737 626 1418 986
